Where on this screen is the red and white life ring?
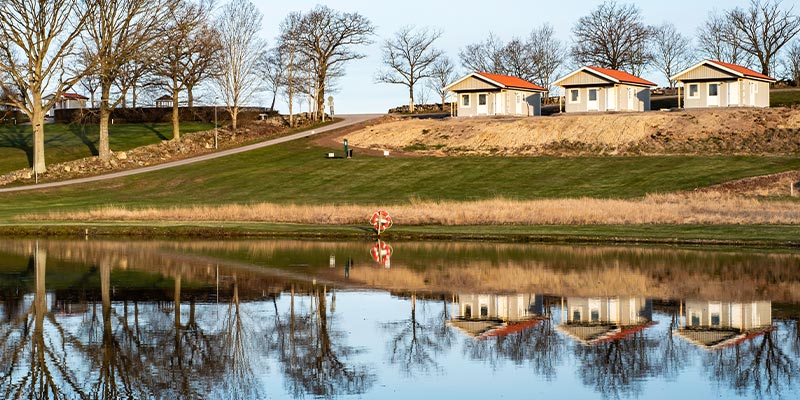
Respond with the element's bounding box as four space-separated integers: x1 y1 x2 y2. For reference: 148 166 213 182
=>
370 210 393 233
370 240 393 267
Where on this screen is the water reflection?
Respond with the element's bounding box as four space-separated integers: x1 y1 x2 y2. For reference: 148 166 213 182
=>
0 239 799 399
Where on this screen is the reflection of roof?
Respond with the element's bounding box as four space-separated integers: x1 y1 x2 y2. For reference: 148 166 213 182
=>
448 318 545 340
557 322 656 345
674 326 774 350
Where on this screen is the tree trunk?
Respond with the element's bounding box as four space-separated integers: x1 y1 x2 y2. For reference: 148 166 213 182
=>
316 79 326 122
98 82 112 160
31 98 47 173
409 86 415 113
171 84 180 141
187 85 194 108
231 106 238 131
132 84 138 108
270 91 277 112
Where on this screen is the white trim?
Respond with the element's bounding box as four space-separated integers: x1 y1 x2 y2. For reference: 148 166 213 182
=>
587 88 600 111
554 67 616 86
707 82 720 106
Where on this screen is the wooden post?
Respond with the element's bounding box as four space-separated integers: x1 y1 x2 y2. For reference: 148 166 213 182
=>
558 87 562 113
677 84 682 109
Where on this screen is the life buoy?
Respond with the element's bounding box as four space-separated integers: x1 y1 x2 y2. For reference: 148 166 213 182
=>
370 210 393 233
370 240 393 267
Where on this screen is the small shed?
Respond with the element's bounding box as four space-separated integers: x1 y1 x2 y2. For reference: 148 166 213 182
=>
553 66 655 112
444 72 548 117
155 95 174 108
670 60 775 108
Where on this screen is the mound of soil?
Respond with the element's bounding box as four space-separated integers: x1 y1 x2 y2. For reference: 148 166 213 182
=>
341 107 800 156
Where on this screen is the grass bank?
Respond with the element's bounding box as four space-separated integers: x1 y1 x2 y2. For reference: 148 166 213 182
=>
1 136 799 219
0 121 213 173
1 221 799 247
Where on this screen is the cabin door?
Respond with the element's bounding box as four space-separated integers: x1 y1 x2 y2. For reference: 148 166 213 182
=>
494 93 504 115
728 81 739 106
749 82 757 106
606 87 616 111
515 93 524 115
707 83 720 106
587 88 599 111
477 93 488 115
627 88 635 110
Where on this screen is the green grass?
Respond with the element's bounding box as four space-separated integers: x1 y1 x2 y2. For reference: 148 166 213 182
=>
770 89 800 107
1 134 800 220
0 121 213 173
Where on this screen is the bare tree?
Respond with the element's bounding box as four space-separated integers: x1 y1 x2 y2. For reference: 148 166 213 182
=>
0 0 93 173
500 38 537 82
697 11 752 66
257 46 288 113
288 5 375 121
528 24 566 94
84 0 178 161
153 0 214 140
215 0 266 131
653 23 695 88
571 1 653 74
278 12 302 127
73 48 101 108
376 26 443 113
179 20 222 109
725 0 800 77
458 33 506 74
783 40 800 84
426 56 457 109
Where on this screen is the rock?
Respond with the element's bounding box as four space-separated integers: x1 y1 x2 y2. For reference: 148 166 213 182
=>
64 166 71 173
116 152 127 160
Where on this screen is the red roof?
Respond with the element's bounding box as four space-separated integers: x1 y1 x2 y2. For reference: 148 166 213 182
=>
708 60 774 81
476 72 548 92
61 93 88 100
479 318 544 340
586 66 656 87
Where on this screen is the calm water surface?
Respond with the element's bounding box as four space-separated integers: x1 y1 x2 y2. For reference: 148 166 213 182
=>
0 239 798 399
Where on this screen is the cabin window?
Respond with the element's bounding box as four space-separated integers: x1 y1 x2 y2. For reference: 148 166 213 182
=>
691 313 700 326
480 305 489 317
464 304 472 318
478 94 487 106
569 89 580 103
711 313 721 326
591 309 600 322
572 308 582 321
588 89 598 102
688 84 699 98
461 94 470 107
708 83 719 97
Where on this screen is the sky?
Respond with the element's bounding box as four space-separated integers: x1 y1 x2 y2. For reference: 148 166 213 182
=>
251 0 757 114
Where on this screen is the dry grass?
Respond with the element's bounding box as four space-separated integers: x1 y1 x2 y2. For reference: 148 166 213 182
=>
19 192 800 225
342 108 800 156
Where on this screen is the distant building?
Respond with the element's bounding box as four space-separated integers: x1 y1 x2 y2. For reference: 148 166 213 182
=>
444 72 548 117
553 66 656 112
557 297 655 345
44 92 88 117
155 95 174 108
670 60 775 108
674 300 773 349
448 293 547 339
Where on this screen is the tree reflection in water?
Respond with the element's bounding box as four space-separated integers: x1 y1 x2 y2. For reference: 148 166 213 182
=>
708 327 799 398
266 285 375 398
382 294 455 376
573 330 659 399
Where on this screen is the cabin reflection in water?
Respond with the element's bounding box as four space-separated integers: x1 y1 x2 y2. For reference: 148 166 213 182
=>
557 297 654 345
675 300 773 349
448 294 547 339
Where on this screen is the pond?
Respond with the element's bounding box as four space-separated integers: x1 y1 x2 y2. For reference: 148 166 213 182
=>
0 239 798 399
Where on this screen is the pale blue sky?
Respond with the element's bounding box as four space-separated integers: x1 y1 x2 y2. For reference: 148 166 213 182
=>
253 0 756 114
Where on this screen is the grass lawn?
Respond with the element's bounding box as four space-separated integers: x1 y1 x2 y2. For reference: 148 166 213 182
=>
0 121 213 174
770 89 800 107
1 134 800 220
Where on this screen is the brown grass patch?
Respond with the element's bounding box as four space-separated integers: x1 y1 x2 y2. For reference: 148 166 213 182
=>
18 192 800 225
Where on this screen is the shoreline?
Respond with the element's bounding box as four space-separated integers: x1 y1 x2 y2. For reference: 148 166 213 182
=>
3 222 799 248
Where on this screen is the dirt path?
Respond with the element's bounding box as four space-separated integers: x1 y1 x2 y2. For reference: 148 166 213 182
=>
0 114 383 193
